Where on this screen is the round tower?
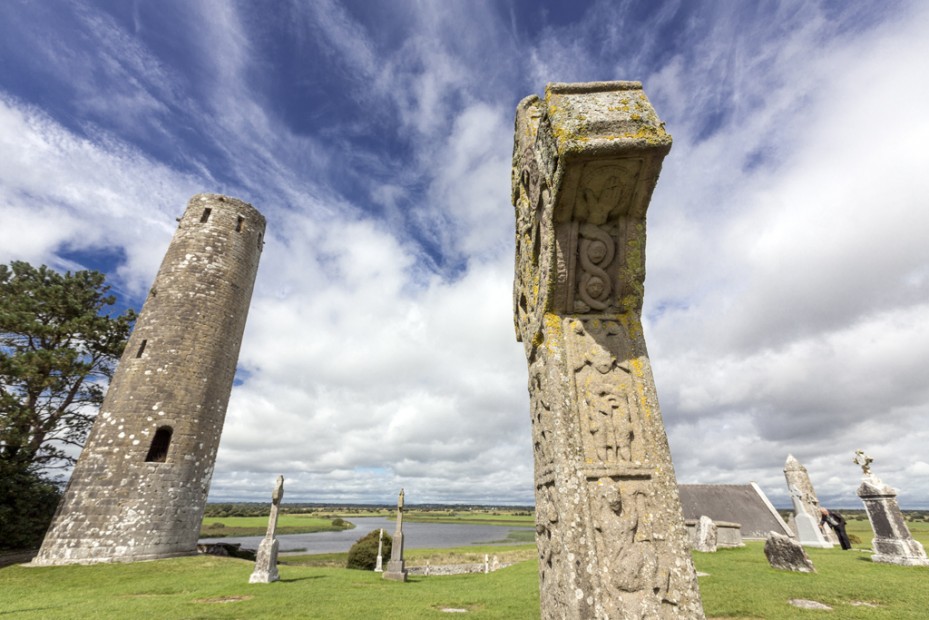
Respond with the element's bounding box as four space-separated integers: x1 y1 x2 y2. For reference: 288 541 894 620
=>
34 194 265 565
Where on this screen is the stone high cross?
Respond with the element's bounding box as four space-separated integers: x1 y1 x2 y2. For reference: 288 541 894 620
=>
855 453 929 566
383 488 408 581
250 475 284 583
512 82 704 619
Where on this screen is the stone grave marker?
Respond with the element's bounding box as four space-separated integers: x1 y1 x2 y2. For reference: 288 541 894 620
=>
764 532 815 573
383 488 408 581
783 454 836 545
693 516 717 553
249 475 284 583
787 484 832 548
855 450 929 566
375 528 384 572
512 81 704 619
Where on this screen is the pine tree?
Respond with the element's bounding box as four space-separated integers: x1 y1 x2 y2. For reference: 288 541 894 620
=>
0 261 135 548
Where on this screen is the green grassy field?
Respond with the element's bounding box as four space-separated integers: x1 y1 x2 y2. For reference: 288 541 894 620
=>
198 509 533 538
400 511 535 527
2 519 927 619
199 514 353 538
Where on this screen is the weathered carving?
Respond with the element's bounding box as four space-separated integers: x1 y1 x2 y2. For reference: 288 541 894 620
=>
568 318 645 467
513 82 704 619
529 362 555 480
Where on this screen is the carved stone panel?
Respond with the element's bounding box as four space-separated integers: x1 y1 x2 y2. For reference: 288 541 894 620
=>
567 318 647 469
513 82 704 619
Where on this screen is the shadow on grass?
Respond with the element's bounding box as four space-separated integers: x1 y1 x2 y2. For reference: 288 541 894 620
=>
278 575 326 583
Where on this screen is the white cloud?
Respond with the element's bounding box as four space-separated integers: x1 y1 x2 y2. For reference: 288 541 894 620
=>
644 0 929 506
0 94 201 293
2 0 927 509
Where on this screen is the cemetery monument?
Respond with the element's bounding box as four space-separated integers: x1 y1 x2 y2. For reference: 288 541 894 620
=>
383 488 408 581
855 450 929 566
512 81 704 619
375 528 385 572
764 532 815 573
250 475 284 583
783 454 837 545
787 484 832 548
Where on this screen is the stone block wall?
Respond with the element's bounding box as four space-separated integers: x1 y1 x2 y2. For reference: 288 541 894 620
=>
33 194 265 565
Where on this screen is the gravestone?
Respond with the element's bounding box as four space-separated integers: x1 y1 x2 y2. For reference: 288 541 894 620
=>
764 532 815 573
854 450 929 566
693 516 717 553
374 528 384 572
249 475 284 583
33 194 265 566
783 455 837 545
383 489 408 581
787 484 832 548
513 81 704 619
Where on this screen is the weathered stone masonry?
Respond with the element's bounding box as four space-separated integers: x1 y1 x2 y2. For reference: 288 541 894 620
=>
513 82 704 619
34 194 265 565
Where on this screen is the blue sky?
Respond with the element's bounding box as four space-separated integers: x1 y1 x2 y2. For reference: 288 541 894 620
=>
2 0 928 508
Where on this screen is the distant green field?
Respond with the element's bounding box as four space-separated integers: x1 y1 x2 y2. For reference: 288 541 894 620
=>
399 511 535 527
200 514 353 538
3 517 928 619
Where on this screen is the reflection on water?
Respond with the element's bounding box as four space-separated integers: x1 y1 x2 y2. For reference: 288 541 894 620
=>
199 516 533 554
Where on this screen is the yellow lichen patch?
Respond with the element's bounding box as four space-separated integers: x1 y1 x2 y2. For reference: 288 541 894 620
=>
543 313 563 353
532 330 544 348
629 357 652 421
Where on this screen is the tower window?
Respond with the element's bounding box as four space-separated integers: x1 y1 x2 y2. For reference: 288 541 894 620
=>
145 426 173 463
136 340 147 358
200 208 212 223
257 232 263 249
236 216 244 232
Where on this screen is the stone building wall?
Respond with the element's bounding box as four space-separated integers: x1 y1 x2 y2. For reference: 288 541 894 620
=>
33 194 265 565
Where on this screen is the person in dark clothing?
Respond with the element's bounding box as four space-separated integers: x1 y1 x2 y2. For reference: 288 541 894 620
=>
820 507 852 550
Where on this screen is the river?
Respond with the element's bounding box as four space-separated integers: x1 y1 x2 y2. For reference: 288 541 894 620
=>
198 516 534 554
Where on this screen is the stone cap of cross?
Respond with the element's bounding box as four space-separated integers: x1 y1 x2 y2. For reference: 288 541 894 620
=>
853 450 873 475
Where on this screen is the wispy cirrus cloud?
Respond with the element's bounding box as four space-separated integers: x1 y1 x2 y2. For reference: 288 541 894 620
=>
1 0 926 508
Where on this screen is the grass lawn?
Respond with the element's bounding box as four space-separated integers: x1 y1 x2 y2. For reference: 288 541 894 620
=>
200 514 353 538
3 519 928 618
0 555 539 619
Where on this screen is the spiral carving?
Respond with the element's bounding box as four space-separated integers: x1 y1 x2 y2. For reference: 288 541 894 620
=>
577 223 614 310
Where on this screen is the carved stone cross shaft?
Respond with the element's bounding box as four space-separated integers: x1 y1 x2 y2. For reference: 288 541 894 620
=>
512 82 704 619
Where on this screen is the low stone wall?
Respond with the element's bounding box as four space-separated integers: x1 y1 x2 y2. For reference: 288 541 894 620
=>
407 560 515 576
196 543 257 561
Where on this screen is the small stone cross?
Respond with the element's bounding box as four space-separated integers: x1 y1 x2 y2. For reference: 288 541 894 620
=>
853 450 873 475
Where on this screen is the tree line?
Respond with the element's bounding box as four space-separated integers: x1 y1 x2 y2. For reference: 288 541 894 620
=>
0 261 135 550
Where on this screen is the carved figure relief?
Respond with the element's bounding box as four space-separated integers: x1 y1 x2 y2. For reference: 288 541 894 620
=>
574 160 641 225
513 145 553 349
590 481 683 617
530 365 555 477
568 319 644 466
535 483 563 614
